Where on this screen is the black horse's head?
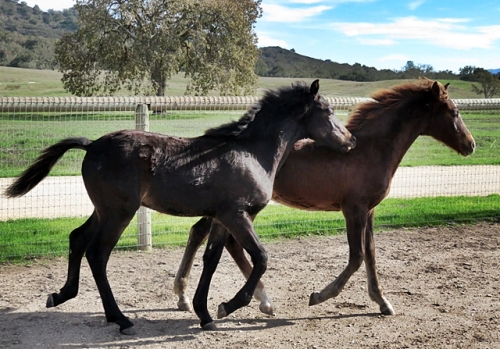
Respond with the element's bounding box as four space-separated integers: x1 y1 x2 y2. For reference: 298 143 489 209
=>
301 80 356 153
204 80 356 153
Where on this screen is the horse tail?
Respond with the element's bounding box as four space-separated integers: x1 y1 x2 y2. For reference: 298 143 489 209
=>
5 137 92 198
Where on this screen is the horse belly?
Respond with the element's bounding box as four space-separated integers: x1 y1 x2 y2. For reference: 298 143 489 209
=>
273 153 348 211
141 177 214 217
273 175 343 211
273 194 341 211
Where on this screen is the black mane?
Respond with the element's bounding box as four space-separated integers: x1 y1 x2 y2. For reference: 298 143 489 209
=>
204 81 312 138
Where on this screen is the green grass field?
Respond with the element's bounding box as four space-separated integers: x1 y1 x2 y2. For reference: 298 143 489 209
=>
1 195 498 262
0 66 484 98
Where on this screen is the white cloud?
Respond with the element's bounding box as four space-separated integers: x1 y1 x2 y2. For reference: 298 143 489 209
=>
262 4 332 22
257 34 289 48
285 0 375 4
358 38 395 46
23 0 75 11
379 54 409 62
290 0 325 3
331 16 500 50
408 0 425 10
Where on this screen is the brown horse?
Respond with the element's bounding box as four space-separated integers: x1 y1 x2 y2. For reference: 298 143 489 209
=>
174 79 475 328
4 80 356 334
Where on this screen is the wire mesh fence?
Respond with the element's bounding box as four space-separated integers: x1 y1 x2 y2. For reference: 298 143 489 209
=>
0 96 499 261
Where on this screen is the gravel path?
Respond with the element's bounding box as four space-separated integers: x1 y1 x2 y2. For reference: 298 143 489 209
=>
1 165 499 220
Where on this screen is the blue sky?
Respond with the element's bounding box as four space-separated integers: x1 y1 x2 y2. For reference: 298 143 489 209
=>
25 0 500 73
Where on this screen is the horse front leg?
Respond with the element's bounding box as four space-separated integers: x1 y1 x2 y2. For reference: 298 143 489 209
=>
46 212 98 308
225 234 275 316
364 209 395 315
309 204 367 306
192 222 229 330
174 217 212 312
214 212 268 322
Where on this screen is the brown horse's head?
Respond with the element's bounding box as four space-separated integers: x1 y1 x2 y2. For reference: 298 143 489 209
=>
303 80 356 153
422 80 475 156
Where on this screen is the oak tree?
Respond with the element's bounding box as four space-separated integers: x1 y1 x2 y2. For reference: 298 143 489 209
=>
55 0 262 96
471 70 500 98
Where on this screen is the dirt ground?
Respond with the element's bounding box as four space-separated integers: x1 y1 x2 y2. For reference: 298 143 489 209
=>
0 222 499 349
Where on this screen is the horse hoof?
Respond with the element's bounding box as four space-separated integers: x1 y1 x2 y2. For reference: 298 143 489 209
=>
46 294 55 308
259 302 276 316
217 303 227 319
309 292 321 306
177 299 193 312
202 322 217 331
380 303 396 316
120 326 136 335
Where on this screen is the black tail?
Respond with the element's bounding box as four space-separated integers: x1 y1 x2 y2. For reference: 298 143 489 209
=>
5 137 92 198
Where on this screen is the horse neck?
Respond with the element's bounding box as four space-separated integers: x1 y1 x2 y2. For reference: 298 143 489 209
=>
353 114 426 176
246 116 306 179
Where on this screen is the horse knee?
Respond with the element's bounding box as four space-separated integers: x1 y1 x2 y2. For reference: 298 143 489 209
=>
250 250 268 275
348 253 364 271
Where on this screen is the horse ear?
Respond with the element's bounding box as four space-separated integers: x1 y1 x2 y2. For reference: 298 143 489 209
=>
310 79 320 96
444 82 450 90
431 81 441 99
431 81 449 101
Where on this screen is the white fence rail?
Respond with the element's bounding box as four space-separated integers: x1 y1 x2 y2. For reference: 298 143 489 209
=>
2 96 500 112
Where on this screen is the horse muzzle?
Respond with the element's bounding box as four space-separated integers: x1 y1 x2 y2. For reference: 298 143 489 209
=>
340 135 356 153
460 137 476 156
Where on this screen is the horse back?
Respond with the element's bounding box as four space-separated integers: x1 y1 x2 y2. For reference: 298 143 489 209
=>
81 130 272 217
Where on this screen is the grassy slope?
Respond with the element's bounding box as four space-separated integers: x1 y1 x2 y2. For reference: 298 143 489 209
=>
0 66 482 98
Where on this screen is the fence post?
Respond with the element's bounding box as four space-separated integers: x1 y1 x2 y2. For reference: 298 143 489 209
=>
135 104 152 251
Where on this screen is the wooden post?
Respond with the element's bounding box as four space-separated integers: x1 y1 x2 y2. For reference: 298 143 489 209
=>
135 104 152 251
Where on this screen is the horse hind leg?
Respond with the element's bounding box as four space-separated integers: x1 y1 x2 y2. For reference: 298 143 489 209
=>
47 211 98 308
85 209 137 335
225 233 275 316
364 210 395 315
174 217 212 312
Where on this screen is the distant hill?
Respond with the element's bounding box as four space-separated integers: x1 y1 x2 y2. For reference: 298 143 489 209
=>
0 0 77 69
489 69 500 74
255 47 458 81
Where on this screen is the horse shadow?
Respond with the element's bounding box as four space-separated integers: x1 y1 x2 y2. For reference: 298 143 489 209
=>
0 306 293 348
0 306 379 347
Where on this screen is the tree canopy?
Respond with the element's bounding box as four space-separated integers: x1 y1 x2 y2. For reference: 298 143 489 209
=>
55 0 262 96
460 66 500 98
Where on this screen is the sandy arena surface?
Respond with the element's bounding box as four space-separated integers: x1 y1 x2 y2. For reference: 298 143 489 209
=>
0 222 499 348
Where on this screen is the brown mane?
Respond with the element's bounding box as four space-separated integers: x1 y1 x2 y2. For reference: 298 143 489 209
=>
346 79 448 131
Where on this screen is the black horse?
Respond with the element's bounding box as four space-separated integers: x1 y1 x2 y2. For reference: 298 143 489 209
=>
5 80 356 334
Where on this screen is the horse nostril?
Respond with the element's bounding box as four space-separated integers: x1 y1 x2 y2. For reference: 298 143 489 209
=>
350 135 357 144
